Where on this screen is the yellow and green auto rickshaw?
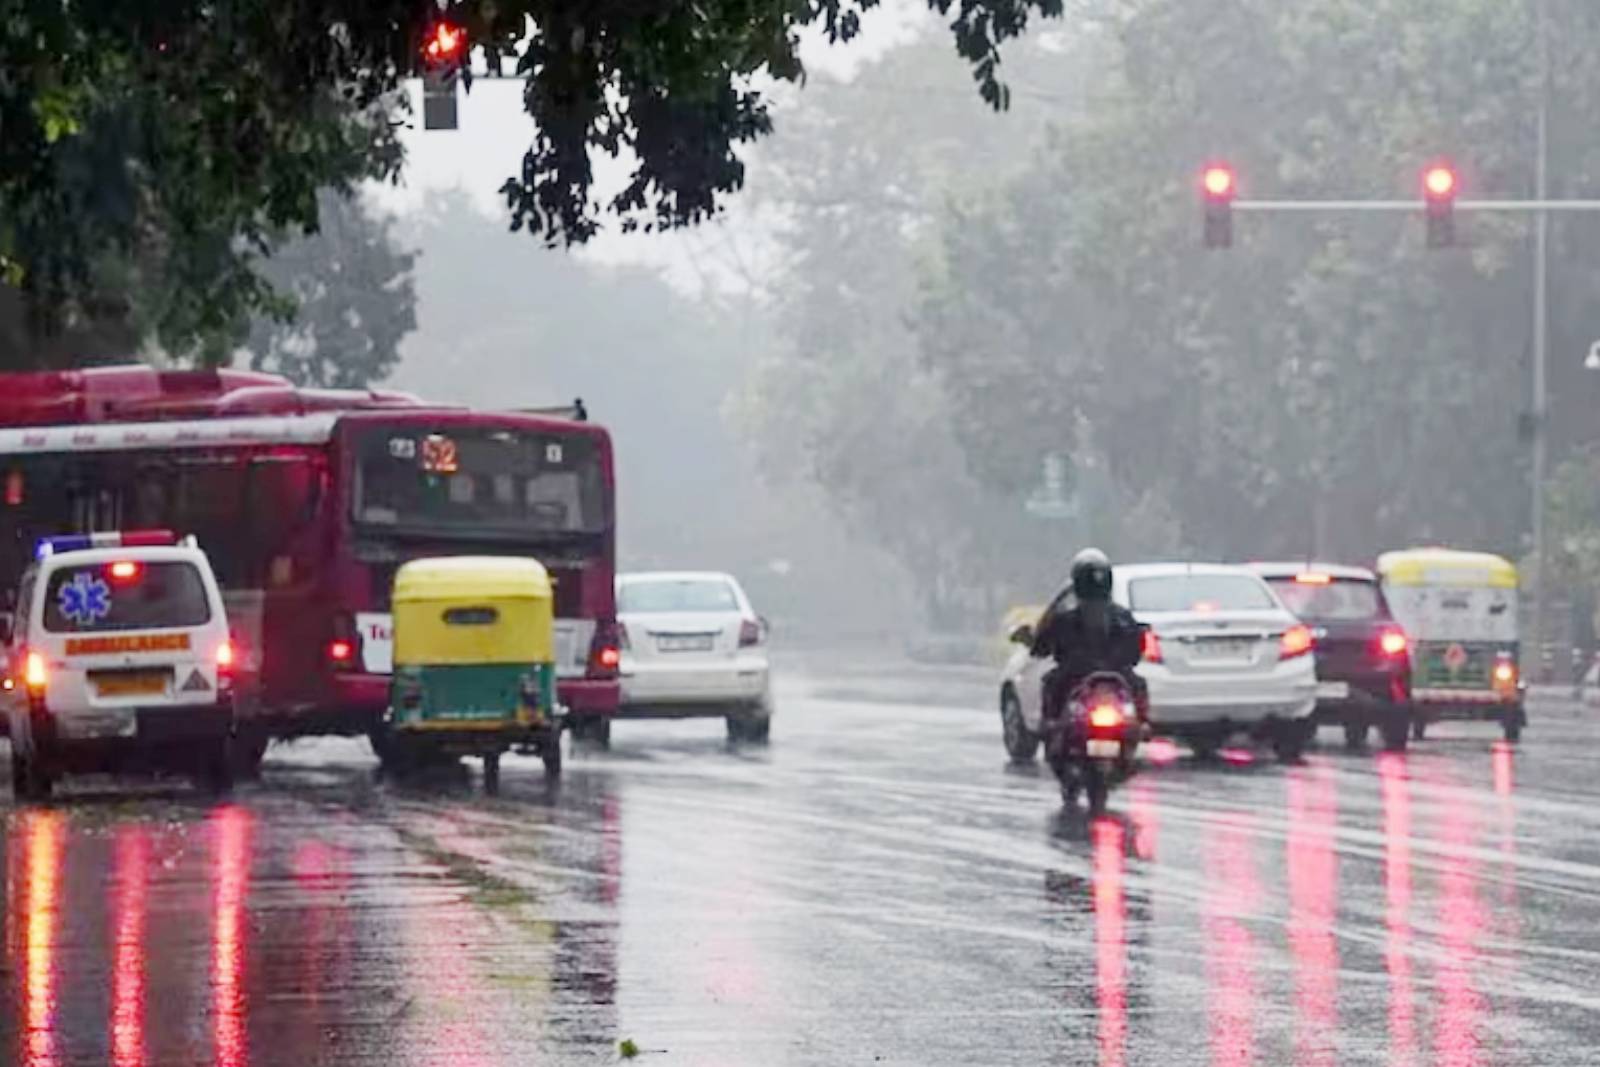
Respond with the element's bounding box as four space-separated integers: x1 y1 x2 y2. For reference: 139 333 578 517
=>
379 556 563 793
1377 548 1525 742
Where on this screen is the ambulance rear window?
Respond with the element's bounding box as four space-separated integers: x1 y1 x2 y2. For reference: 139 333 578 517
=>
43 562 211 633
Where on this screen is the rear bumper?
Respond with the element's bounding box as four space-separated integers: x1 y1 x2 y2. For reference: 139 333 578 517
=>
1413 688 1521 721
621 660 769 709
17 701 233 757
1143 664 1317 728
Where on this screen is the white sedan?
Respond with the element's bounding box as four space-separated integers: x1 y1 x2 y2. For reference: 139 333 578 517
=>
616 571 772 742
1000 563 1317 763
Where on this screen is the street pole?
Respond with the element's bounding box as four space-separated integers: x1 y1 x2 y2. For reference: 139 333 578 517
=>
1531 0 1551 678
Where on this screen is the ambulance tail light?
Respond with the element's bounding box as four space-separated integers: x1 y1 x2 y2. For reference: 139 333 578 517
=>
216 639 237 694
24 651 47 692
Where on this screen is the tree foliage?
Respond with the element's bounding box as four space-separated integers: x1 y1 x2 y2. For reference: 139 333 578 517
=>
242 191 417 389
0 0 1069 352
918 0 1600 565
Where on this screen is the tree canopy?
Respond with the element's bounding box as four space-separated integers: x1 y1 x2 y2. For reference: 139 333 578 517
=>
0 0 1067 358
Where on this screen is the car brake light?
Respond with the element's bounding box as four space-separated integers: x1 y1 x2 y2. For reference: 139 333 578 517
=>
1088 704 1123 730
24 651 47 691
739 619 762 647
327 639 355 666
1294 572 1333 585
1380 629 1408 657
1280 624 1314 659
1140 630 1163 663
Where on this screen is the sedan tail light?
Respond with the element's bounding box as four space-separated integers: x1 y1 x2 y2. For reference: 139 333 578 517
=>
1140 629 1163 663
1280 624 1314 659
739 618 763 648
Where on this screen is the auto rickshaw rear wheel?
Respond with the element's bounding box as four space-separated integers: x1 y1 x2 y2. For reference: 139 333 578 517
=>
1411 719 1428 741
482 753 501 795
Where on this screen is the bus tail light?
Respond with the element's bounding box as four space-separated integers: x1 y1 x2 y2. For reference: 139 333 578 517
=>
328 614 361 671
589 622 622 678
327 640 355 668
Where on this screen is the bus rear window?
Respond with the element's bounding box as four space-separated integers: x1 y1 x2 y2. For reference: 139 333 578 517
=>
353 428 607 535
43 562 211 632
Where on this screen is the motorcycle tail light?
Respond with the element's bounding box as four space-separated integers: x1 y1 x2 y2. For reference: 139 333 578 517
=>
1088 704 1124 730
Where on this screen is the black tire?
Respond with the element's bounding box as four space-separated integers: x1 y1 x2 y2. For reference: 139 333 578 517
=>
725 715 745 743
1379 718 1410 753
1085 765 1110 815
1001 689 1040 763
1343 722 1370 751
542 734 563 779
231 729 268 781
1189 738 1221 761
482 753 501 795
369 725 398 765
1411 718 1428 741
1503 711 1523 744
574 716 612 749
1274 723 1310 764
199 741 235 796
742 716 771 745
15 746 51 802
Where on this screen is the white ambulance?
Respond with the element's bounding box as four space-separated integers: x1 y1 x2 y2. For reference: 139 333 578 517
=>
3 530 236 800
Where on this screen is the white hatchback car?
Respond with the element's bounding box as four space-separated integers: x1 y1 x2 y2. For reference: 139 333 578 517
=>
1001 563 1317 763
616 572 772 743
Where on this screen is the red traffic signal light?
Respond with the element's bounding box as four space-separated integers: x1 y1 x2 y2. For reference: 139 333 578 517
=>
1423 164 1457 201
1201 163 1236 249
1202 165 1237 201
1422 161 1457 248
424 20 467 64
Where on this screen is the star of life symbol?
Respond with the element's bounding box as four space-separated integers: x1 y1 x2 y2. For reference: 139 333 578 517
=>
58 572 111 626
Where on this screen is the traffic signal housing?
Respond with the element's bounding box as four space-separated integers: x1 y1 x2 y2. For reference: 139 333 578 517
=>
422 19 467 130
1202 164 1236 249
1423 163 1457 248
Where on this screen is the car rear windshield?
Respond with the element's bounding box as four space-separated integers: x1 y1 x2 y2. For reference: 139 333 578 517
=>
1268 578 1383 621
43 561 210 633
1128 574 1277 613
619 579 739 614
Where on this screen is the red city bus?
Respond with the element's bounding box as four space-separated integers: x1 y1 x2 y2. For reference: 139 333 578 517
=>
0 367 622 760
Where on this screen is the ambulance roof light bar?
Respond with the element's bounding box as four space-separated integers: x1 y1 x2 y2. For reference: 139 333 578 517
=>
35 530 180 560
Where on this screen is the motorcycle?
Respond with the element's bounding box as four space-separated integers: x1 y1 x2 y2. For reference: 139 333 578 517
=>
1047 670 1141 814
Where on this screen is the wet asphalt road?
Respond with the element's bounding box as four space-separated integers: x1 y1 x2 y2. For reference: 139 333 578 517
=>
1 661 1598 1066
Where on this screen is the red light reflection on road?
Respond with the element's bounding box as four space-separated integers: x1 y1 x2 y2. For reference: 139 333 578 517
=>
1434 771 1487 1067
1091 818 1128 1067
1378 753 1415 1067
1130 778 1159 862
22 811 64 1067
1490 741 1514 798
1205 815 1260 1067
1144 738 1180 766
111 828 150 1067
211 807 253 1067
601 795 622 906
1287 768 1338 1067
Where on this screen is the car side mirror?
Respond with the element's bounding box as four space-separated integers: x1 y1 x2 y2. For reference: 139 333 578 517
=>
1009 624 1035 646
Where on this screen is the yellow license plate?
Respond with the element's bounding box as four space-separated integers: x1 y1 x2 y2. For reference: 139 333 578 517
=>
92 672 169 697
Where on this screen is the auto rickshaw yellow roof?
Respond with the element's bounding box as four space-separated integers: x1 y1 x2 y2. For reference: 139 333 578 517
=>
1376 548 1518 588
392 556 552 602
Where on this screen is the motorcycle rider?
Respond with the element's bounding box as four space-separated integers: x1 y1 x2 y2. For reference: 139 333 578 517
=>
1033 548 1147 728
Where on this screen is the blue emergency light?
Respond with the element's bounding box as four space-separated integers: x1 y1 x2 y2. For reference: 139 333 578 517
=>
35 530 179 561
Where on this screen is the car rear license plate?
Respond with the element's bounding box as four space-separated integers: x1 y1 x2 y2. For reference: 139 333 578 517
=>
92 670 169 697
658 635 714 653
1193 638 1255 660
1086 739 1121 758
1317 681 1350 699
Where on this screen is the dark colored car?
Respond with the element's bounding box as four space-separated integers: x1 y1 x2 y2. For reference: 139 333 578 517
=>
1247 563 1412 752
